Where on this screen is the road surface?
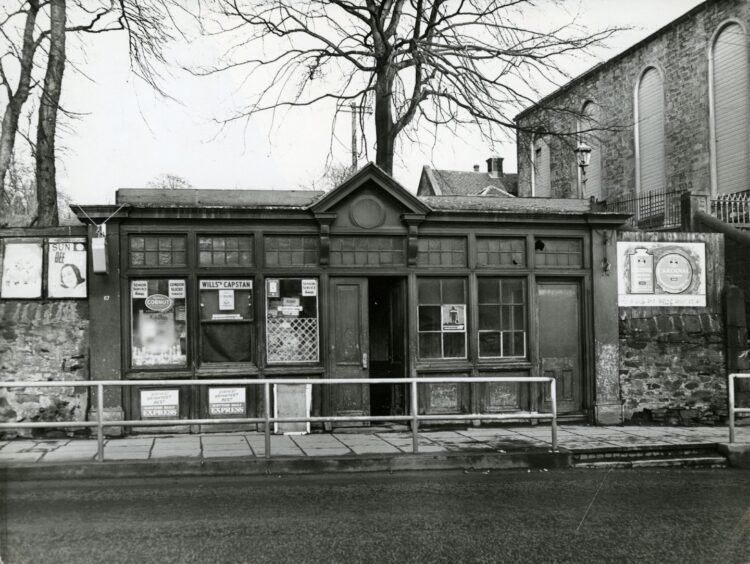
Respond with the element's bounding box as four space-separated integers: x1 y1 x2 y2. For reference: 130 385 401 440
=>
1 468 748 563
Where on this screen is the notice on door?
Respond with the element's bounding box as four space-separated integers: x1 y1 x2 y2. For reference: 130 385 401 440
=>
140 389 179 419
208 387 246 416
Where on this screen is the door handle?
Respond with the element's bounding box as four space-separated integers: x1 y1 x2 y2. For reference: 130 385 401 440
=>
362 353 368 369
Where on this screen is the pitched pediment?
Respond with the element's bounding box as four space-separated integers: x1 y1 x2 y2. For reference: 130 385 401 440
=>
310 163 429 230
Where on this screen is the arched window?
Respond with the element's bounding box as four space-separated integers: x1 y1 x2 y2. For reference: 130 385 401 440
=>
578 101 603 200
532 135 551 197
635 67 666 194
711 22 749 195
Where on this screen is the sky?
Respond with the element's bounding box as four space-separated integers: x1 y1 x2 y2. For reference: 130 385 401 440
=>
53 0 704 205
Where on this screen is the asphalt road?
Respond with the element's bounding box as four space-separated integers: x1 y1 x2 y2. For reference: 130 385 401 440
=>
1 468 749 564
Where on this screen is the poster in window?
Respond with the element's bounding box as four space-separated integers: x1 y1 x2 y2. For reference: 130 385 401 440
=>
48 238 87 298
617 242 706 306
208 387 246 416
441 304 466 331
131 280 188 367
1 242 43 298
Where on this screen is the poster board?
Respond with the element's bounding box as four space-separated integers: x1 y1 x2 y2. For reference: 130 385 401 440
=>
48 238 87 298
140 389 179 419
1 241 43 298
617 242 706 307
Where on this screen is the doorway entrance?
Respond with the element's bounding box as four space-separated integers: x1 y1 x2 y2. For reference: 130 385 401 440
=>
327 276 407 422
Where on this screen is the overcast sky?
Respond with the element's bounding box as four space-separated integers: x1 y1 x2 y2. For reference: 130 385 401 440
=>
56 0 703 205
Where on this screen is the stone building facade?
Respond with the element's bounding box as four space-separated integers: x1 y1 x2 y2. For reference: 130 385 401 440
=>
514 0 750 202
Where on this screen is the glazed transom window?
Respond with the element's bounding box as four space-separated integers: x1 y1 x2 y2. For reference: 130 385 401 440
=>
417 278 467 359
477 278 526 358
198 236 254 267
534 238 583 268
329 237 405 266
417 237 467 267
476 237 526 267
264 236 319 267
129 236 186 268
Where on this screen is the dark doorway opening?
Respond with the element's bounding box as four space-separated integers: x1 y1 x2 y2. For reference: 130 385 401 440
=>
368 277 407 416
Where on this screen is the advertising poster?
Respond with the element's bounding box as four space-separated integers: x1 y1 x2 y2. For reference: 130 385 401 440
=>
441 304 466 331
140 389 179 419
1 242 43 298
208 387 246 416
48 238 87 298
617 242 706 307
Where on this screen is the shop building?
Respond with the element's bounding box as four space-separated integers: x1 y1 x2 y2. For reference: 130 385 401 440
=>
68 163 628 431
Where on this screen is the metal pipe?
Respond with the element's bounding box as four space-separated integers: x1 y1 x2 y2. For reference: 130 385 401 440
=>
411 379 419 454
97 383 104 462
264 382 271 459
729 373 735 444
550 378 558 452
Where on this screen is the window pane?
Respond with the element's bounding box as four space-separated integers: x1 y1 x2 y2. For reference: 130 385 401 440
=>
418 278 441 304
502 279 524 303
479 305 500 331
443 333 465 358
479 332 501 357
478 278 500 303
201 324 252 362
266 278 319 363
419 333 442 359
131 279 187 368
419 306 441 332
442 279 465 304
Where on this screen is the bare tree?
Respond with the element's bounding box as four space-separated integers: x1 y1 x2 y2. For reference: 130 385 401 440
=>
196 1 619 175
146 172 193 190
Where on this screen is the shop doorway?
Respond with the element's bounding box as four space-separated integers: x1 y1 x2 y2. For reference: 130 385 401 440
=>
327 277 407 422
537 281 584 414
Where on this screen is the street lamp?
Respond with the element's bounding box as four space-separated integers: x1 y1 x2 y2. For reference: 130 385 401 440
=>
575 142 592 198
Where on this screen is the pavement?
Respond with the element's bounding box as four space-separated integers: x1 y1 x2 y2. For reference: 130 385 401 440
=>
0 424 747 469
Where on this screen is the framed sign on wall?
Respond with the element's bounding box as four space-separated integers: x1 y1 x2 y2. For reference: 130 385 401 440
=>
48 238 87 298
1 241 43 298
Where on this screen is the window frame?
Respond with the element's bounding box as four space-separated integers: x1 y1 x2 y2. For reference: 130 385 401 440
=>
477 277 528 360
417 277 468 360
265 277 321 365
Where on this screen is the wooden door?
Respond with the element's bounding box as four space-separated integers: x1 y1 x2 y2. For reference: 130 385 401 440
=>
329 278 370 420
537 282 583 414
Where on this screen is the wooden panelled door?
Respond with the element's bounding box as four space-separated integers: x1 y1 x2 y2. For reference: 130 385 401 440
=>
537 282 583 414
329 278 370 421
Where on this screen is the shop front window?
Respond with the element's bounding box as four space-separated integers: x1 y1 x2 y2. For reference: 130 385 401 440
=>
478 278 526 358
266 278 319 363
418 278 467 359
130 279 187 368
199 279 254 363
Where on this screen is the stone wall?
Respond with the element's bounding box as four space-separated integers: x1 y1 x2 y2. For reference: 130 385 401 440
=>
516 0 749 200
0 229 90 438
617 232 726 425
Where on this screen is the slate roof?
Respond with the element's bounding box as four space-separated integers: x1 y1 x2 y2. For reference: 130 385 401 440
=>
419 195 595 214
116 188 324 209
420 166 519 196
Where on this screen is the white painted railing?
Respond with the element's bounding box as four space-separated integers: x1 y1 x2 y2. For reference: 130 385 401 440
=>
0 376 558 461
729 373 750 443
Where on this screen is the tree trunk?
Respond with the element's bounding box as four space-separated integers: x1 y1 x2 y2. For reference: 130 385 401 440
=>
374 68 395 175
36 0 66 227
0 0 41 207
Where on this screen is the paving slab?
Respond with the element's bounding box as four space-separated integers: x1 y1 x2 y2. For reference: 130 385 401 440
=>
0 452 43 463
376 434 446 453
333 435 400 454
245 435 304 457
202 450 254 458
42 449 97 462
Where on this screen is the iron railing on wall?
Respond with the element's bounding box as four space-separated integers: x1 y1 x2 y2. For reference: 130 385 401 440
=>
604 189 684 230
729 373 750 443
710 191 750 229
0 376 558 461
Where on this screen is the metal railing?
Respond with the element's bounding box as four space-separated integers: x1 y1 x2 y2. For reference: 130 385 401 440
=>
711 191 750 229
728 373 750 443
604 189 684 230
0 376 557 461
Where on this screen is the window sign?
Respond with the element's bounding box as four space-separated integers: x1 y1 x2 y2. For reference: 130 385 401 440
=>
208 387 246 416
266 278 319 363
441 305 465 331
131 280 188 368
1 242 43 298
617 242 706 306
169 279 186 299
140 389 179 419
199 280 253 363
48 238 87 298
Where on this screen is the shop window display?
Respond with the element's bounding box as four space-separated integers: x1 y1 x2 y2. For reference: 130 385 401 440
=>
130 279 187 367
266 278 319 363
199 279 254 363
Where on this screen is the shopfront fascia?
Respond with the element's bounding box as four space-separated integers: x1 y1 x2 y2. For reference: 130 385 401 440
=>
76 165 627 431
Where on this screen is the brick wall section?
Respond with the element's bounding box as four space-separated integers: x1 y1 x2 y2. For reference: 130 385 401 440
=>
516 0 749 200
0 230 90 438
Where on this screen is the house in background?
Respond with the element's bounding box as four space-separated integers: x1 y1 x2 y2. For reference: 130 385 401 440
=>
417 157 518 197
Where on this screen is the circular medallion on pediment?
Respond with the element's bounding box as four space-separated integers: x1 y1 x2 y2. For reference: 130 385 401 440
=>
350 197 386 229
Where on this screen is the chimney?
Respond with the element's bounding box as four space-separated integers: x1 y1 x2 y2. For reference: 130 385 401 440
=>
473 164 480 172
486 157 504 178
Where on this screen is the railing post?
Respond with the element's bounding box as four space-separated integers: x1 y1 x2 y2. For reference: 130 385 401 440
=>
411 379 419 454
97 383 104 462
264 382 271 459
550 378 558 452
729 374 735 444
